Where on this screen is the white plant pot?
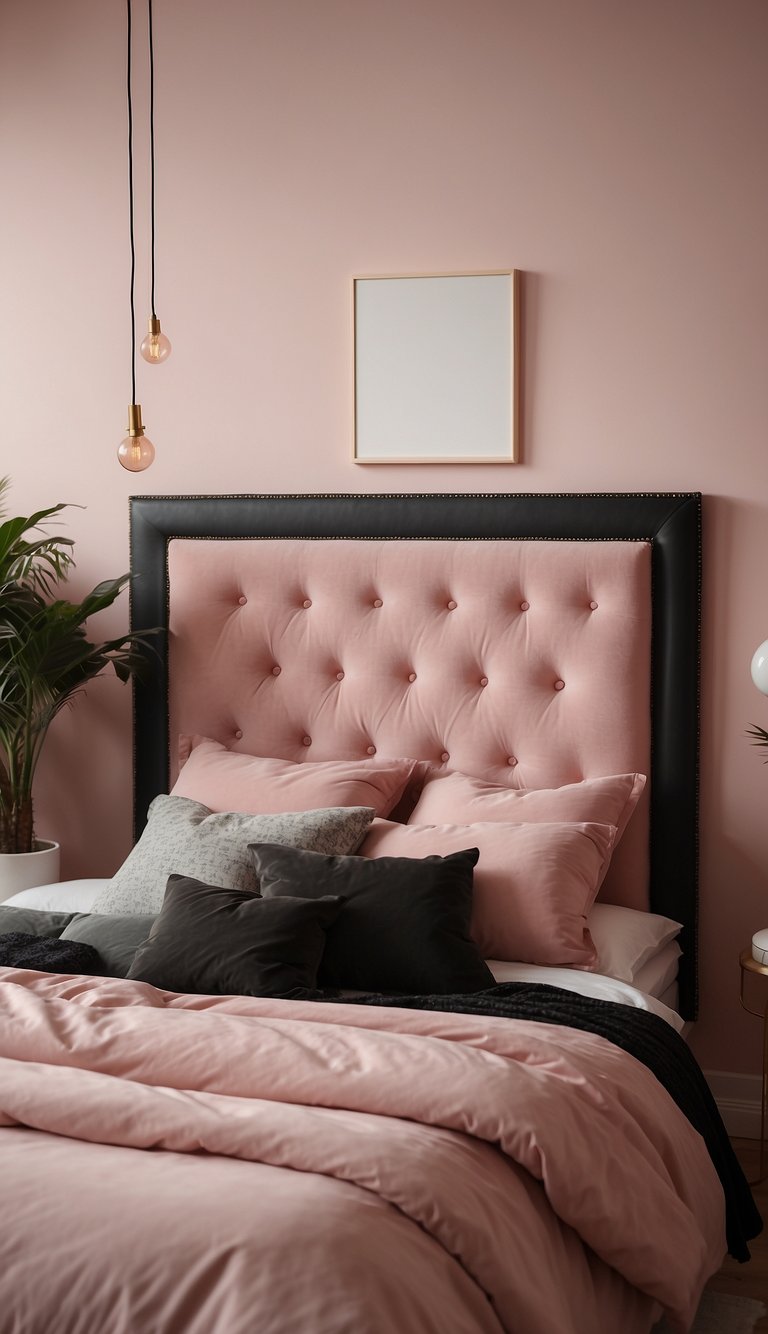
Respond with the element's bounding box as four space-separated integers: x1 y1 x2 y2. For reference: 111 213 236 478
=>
0 840 61 903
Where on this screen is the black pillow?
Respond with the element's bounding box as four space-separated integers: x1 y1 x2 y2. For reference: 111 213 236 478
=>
126 874 345 997
249 842 494 994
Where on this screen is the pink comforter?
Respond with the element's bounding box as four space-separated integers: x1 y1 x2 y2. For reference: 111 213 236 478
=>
0 968 725 1334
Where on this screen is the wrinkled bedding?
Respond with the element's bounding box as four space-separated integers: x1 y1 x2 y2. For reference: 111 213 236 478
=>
0 967 728 1334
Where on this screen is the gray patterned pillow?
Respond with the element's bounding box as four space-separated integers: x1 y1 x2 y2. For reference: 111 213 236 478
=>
91 795 375 916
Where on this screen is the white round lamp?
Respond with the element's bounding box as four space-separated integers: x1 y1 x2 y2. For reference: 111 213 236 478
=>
749 642 768 963
751 640 768 695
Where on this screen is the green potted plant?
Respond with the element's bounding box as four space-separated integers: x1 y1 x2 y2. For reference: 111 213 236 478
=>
0 478 154 897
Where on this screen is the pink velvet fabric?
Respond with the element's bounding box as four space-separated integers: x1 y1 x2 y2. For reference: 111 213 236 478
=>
167 537 652 908
172 736 417 817
0 969 724 1334
360 818 616 966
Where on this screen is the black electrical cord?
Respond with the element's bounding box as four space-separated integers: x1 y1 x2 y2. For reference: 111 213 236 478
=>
127 0 136 405
148 0 156 320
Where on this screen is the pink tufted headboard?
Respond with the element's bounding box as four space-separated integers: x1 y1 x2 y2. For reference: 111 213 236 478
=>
129 493 700 1015
166 537 651 909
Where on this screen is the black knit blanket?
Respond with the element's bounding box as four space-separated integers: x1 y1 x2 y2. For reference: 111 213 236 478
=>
331 982 763 1262
0 932 103 975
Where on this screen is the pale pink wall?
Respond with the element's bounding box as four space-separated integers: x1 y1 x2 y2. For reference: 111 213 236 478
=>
2 0 767 1074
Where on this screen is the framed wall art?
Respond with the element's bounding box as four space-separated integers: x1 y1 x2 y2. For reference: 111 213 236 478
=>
353 270 520 464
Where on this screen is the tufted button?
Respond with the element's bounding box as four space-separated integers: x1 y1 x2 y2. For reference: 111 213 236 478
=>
554 679 565 691
446 599 457 611
507 756 518 767
271 665 281 676
440 751 450 763
372 597 383 608
589 600 598 610
237 595 247 606
520 600 530 612
408 672 417 683
479 675 488 687
366 745 376 756
234 729 243 740
302 598 312 609
302 735 312 747
336 670 345 681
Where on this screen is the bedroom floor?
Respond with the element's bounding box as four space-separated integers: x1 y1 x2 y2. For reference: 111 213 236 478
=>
705 1139 768 1322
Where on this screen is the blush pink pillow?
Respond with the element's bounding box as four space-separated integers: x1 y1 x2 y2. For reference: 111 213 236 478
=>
172 737 418 818
359 819 617 967
408 770 645 888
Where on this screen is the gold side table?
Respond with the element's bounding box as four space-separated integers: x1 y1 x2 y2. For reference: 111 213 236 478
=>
739 948 768 1184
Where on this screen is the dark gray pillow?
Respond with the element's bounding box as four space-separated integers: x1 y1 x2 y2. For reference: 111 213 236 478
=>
127 874 345 997
250 842 495 995
0 905 75 939
60 913 156 978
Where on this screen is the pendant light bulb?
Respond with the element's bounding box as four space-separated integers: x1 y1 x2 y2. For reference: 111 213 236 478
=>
140 315 172 364
118 403 156 472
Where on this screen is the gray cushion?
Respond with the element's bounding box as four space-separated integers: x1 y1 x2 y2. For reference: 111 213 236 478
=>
0 905 75 939
60 912 156 978
90 795 376 916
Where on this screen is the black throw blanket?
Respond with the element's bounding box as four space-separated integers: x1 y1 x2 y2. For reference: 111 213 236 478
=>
331 982 763 1262
0 932 103 976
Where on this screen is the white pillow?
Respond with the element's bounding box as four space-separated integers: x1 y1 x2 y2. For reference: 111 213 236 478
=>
1 879 108 913
631 940 682 1000
587 902 682 985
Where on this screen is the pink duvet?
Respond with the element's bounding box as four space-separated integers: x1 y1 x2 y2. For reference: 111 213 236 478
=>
0 968 725 1334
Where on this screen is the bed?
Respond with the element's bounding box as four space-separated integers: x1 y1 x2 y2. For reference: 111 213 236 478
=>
0 490 761 1334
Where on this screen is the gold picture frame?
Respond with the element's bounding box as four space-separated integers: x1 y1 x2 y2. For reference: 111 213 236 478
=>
353 269 520 464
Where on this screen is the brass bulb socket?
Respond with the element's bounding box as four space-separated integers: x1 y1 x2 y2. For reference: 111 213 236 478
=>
148 316 162 335
127 403 145 437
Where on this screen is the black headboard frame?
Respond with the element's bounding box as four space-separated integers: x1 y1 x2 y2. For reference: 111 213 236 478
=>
129 492 701 1018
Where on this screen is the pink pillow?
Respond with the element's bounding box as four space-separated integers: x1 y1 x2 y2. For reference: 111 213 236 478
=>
172 737 418 818
359 819 617 967
408 770 645 887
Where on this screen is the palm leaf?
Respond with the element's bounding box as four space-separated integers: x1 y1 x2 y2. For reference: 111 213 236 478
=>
0 480 162 852
747 724 768 759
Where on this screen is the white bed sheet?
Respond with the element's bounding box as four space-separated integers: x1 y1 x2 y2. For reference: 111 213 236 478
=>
486 959 684 1031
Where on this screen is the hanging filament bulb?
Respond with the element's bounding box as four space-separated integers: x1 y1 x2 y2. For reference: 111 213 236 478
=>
118 403 156 472
140 315 172 363
117 2 158 471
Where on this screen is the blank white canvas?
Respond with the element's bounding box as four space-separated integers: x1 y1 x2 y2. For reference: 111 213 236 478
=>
354 273 513 461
